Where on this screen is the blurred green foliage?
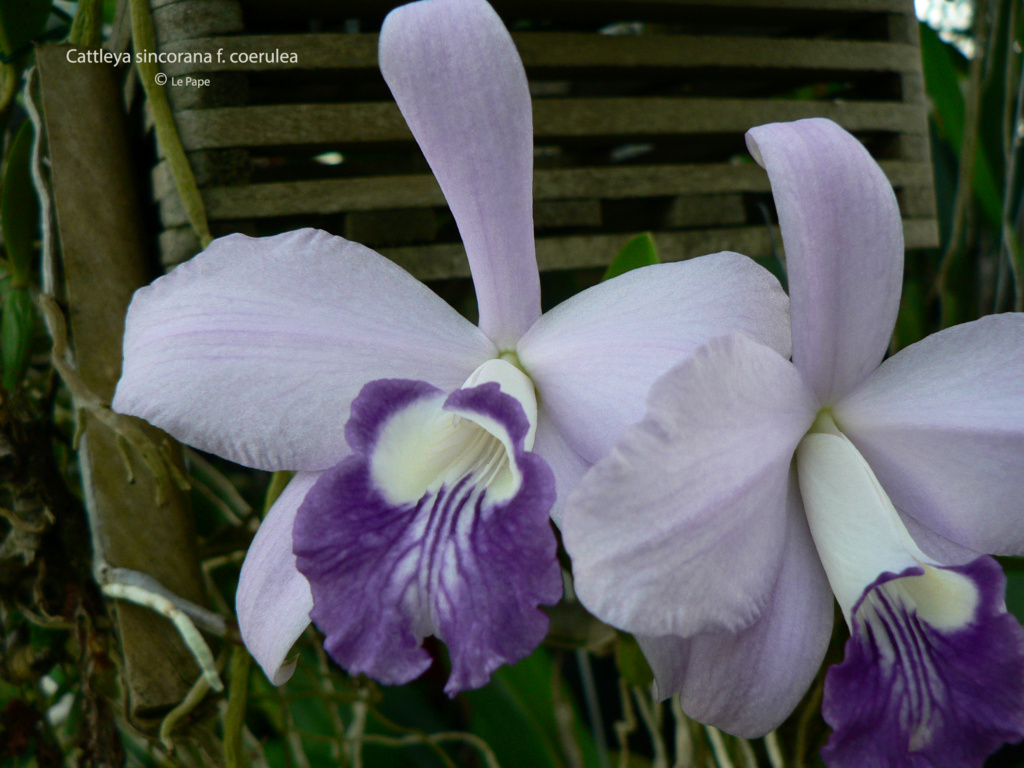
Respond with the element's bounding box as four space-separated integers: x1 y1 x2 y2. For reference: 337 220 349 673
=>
602 233 659 282
0 0 53 62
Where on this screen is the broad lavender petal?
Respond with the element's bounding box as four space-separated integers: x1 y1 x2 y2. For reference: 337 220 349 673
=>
835 313 1024 556
293 375 560 694
822 557 1024 768
518 252 791 465
561 334 818 638
899 514 980 567
638 484 833 738
746 118 903 404
113 229 495 472
237 472 319 685
380 0 539 349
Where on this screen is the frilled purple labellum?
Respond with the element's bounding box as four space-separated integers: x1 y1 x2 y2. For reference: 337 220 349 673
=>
292 364 561 694
823 557 1024 768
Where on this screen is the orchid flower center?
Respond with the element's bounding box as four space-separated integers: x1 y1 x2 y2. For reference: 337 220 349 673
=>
498 348 527 374
370 358 538 508
795 411 979 627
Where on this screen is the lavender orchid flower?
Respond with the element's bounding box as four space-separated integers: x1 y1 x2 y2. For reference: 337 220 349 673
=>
561 118 1024 765
111 0 791 694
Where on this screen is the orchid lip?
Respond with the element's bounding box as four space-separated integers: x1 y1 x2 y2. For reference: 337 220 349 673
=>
293 359 560 694
822 557 1024 767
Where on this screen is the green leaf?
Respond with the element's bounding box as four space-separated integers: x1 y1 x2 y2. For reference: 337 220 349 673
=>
603 233 659 282
0 0 52 60
920 23 1003 230
920 24 965 148
968 150 1004 231
462 647 600 768
893 280 927 351
369 682 456 768
614 633 653 688
2 122 39 287
2 285 34 391
1006 570 1024 625
263 470 295 515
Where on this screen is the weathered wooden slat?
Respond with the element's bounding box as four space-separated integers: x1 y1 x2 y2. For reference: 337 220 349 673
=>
158 225 203 267
159 33 375 74
534 199 603 228
379 229 775 279
151 159 759 206
155 226 782 272
532 0 909 9
610 0 907 9
151 0 243 46
236 0 912 22
160 217 938 275
535 98 924 138
898 185 939 218
155 160 935 227
664 194 745 228
158 32 921 76
170 98 924 151
345 208 437 246
377 219 938 279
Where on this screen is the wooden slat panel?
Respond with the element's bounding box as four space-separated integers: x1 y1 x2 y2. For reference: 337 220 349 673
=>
151 0 243 46
533 0 908 8
898 185 939 218
159 217 937 274
510 0 909 9
151 159 759 204
664 194 745 227
171 98 925 151
150 0 937 262
158 225 202 267
160 33 377 74
159 32 921 75
378 219 937 279
518 34 918 72
535 199 603 228
380 229 774 278
155 160 935 227
237 0 912 21
532 99 923 138
904 218 939 249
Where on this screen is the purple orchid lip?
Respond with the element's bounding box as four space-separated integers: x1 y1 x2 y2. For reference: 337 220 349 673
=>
292 369 562 694
822 556 1024 768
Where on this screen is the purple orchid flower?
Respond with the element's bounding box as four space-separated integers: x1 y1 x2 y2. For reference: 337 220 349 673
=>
111 0 791 694
560 117 1024 765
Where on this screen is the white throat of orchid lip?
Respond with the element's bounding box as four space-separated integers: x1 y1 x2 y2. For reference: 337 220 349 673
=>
371 358 538 508
795 412 978 631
